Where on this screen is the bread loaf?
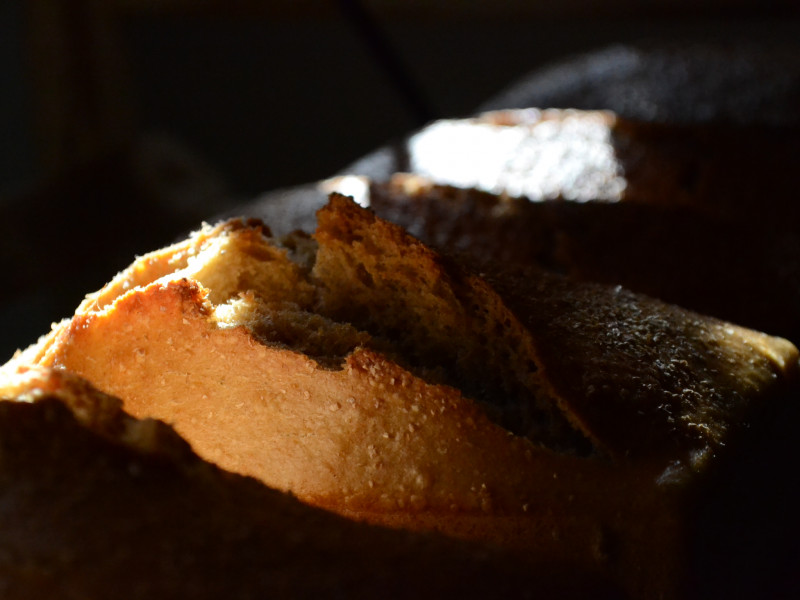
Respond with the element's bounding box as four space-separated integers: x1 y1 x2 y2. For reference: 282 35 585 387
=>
10 194 798 598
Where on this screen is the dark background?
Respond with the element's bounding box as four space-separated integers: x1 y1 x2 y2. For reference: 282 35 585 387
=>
4 3 800 195
1 1 799 360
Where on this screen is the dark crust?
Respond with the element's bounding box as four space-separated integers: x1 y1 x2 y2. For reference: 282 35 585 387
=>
369 177 800 343
482 262 798 464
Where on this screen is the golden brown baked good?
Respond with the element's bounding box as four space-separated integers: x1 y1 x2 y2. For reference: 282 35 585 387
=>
0 364 589 599
10 195 799 598
366 173 800 342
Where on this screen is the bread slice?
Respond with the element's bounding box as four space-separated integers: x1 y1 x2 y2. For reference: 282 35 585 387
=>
1 364 585 599
10 195 798 598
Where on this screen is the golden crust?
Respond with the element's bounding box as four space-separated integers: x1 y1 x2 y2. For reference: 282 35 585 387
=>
0 364 589 599
36 279 610 514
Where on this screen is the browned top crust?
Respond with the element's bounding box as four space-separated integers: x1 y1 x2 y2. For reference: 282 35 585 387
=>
486 265 795 464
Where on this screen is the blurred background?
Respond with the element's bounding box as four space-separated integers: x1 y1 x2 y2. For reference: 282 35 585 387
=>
1 0 799 360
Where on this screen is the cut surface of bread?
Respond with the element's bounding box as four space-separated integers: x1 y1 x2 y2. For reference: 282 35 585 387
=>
9 195 799 599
